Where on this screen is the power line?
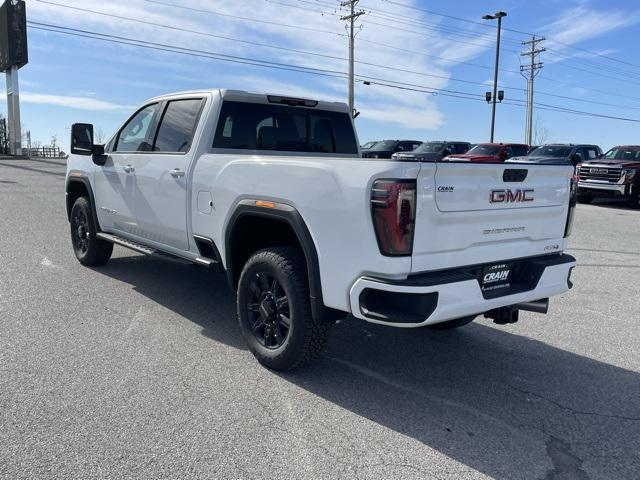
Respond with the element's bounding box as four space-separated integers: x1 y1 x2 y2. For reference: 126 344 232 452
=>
384 0 640 71
26 21 640 124
378 0 535 36
34 0 348 62
124 0 640 107
142 0 344 36
293 0 525 47
25 22 484 101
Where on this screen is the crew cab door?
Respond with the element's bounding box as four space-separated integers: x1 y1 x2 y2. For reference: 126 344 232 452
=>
94 102 161 235
133 97 205 251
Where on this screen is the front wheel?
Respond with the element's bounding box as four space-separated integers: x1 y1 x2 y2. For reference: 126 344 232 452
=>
577 194 593 204
70 197 113 266
427 315 476 330
237 247 329 371
626 190 640 209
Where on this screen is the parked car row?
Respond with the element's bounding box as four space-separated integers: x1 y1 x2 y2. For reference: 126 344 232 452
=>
361 139 639 208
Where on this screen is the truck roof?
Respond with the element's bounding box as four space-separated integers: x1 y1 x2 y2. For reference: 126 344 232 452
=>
147 88 351 114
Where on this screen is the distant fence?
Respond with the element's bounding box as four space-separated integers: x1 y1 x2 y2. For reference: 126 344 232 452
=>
27 147 67 158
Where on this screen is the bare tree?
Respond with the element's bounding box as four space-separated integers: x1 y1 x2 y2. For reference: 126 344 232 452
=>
95 127 105 144
50 134 58 148
0 114 8 154
533 117 550 145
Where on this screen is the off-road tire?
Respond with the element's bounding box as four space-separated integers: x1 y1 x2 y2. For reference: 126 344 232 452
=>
428 315 476 330
70 197 113 266
237 247 329 371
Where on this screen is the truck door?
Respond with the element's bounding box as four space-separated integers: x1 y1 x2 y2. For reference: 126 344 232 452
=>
133 97 205 251
94 102 161 236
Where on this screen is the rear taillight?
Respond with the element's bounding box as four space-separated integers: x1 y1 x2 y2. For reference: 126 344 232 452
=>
371 179 416 256
564 174 577 238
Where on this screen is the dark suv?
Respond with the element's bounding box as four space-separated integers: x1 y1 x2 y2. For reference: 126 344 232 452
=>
361 140 422 159
577 145 640 208
391 141 471 162
508 144 602 165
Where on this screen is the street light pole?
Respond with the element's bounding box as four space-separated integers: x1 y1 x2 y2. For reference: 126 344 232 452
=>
483 11 507 143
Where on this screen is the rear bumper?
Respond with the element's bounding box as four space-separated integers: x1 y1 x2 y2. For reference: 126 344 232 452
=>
578 182 630 196
349 254 576 327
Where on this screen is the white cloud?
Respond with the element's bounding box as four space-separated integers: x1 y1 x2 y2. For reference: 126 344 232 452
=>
0 91 130 110
27 0 487 131
544 5 640 47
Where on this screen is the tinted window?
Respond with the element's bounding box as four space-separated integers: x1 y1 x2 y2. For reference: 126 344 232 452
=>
398 142 419 152
115 103 159 152
154 99 203 153
371 140 398 151
511 145 529 157
584 147 599 160
604 147 640 160
449 143 470 154
468 144 500 155
530 145 571 158
213 101 358 154
414 142 444 153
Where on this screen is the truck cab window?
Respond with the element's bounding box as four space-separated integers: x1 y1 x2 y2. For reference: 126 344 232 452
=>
154 98 204 153
115 103 159 152
213 101 358 154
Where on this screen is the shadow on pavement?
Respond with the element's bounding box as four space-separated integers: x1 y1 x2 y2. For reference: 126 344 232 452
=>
587 197 639 211
97 255 640 480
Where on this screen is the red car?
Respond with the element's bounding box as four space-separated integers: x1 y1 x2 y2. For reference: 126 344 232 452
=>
443 143 529 162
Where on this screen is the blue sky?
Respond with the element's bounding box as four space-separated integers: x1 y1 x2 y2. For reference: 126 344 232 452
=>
4 0 640 152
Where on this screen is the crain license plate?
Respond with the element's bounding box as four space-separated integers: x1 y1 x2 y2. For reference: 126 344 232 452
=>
481 263 512 291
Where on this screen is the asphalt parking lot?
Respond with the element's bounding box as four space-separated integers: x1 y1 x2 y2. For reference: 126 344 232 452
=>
0 157 638 480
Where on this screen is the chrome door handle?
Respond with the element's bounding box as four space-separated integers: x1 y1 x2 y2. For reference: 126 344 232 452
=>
123 164 135 173
170 168 185 178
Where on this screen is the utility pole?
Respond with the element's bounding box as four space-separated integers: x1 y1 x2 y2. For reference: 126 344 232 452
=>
482 11 507 143
520 35 545 145
6 66 22 155
340 0 364 118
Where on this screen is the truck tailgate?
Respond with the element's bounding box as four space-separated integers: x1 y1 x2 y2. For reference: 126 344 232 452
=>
411 162 574 273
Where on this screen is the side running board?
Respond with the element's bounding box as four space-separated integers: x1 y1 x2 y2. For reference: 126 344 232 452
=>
96 232 217 268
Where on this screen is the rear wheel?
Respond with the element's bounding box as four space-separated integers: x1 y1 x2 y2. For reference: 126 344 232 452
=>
428 315 476 330
70 197 113 266
577 194 593 204
237 247 329 370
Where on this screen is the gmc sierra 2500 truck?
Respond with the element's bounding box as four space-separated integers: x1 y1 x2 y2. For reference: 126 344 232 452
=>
66 89 577 370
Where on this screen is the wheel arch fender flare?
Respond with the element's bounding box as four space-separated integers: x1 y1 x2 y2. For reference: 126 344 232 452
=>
224 200 341 321
66 175 101 232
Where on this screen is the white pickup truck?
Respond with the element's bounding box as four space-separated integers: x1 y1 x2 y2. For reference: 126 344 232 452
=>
66 89 576 370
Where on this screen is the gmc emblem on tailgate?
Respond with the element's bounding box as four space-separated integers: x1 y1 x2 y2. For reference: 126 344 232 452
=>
490 189 534 203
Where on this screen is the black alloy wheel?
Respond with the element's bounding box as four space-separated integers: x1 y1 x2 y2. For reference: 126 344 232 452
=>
246 271 291 349
69 196 113 266
237 247 330 370
71 208 90 256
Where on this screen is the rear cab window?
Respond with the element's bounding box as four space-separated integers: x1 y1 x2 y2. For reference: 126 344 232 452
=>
154 98 204 153
213 101 358 154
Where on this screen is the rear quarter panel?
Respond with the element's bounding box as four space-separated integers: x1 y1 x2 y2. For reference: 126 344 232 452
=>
191 154 419 311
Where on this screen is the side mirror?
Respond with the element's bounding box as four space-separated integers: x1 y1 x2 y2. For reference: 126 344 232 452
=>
92 144 107 166
71 123 94 156
597 153 604 159
499 150 507 159
570 153 581 166
70 122 107 165
442 149 451 157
